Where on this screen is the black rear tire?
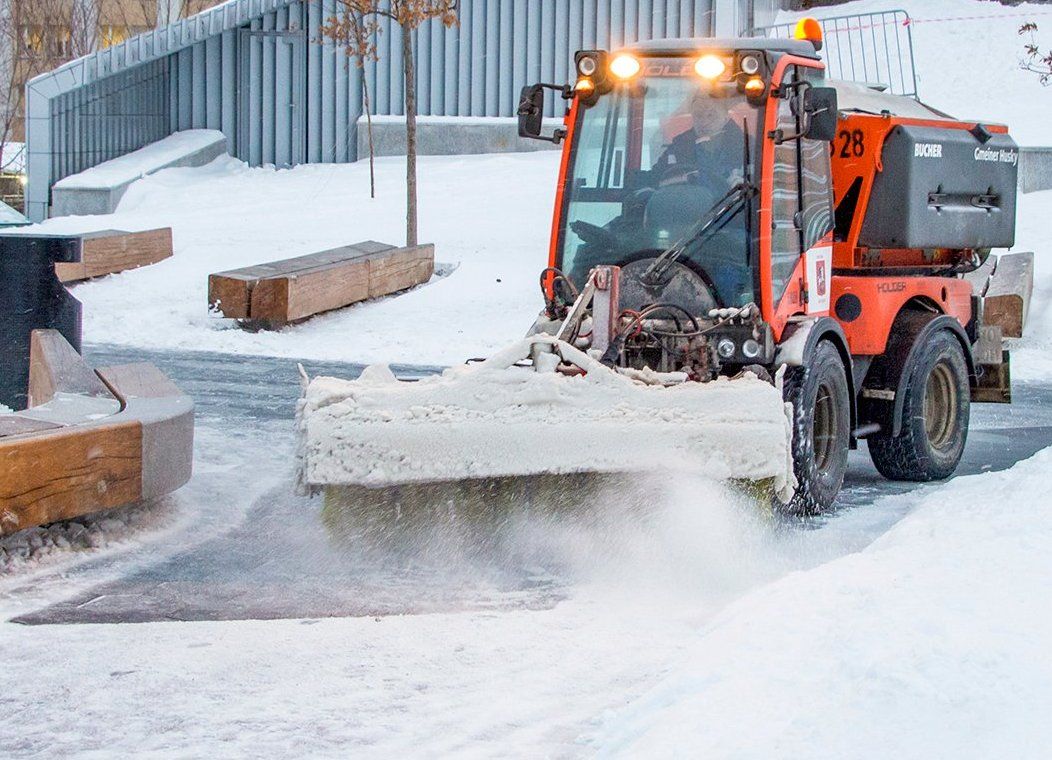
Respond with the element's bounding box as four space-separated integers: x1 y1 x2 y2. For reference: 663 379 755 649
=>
868 330 970 481
778 341 851 516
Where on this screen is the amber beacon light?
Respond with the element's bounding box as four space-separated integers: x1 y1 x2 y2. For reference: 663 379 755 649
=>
794 17 824 51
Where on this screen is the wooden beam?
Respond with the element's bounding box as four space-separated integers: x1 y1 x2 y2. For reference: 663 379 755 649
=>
28 329 114 407
0 334 195 537
208 241 434 326
208 241 396 318
207 271 256 319
0 421 143 537
96 362 186 400
984 252 1034 339
54 228 173 283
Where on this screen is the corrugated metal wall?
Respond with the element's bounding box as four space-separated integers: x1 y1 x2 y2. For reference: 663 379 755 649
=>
160 0 721 167
38 0 776 202
49 58 170 184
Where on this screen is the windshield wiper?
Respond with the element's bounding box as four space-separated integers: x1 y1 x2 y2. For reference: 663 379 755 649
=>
640 179 758 290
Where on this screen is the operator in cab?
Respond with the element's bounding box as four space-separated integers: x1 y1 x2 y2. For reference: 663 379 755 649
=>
561 72 758 309
653 87 748 192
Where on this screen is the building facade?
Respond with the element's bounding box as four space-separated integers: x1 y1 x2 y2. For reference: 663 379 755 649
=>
25 0 783 221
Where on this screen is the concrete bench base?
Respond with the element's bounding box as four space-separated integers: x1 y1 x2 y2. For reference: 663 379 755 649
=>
0 330 194 537
358 116 564 158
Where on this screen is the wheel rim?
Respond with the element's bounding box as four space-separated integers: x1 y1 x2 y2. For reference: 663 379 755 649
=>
924 361 958 451
813 382 838 472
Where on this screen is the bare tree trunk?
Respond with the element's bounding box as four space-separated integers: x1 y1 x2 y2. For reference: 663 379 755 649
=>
70 0 100 56
361 72 376 198
401 23 417 248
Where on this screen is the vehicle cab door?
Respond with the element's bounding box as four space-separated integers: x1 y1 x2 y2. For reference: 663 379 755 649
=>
763 63 835 338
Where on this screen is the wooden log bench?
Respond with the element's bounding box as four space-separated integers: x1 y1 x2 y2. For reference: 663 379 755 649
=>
54 228 173 284
208 240 434 327
964 251 1034 339
0 330 194 537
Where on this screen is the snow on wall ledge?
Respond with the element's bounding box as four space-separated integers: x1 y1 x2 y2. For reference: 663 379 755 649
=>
50 130 229 217
297 337 794 494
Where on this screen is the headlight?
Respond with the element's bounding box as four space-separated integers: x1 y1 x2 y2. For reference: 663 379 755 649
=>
609 53 640 80
577 55 599 77
574 77 595 93
695 54 726 80
717 338 736 359
739 54 761 76
742 339 761 360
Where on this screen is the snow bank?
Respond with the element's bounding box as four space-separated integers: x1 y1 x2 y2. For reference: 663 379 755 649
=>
0 499 171 575
0 403 11 414
53 130 227 189
298 337 793 492
1004 189 1052 381
592 446 1052 759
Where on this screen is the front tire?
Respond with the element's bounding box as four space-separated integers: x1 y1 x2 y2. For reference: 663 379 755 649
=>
779 341 851 516
868 330 970 481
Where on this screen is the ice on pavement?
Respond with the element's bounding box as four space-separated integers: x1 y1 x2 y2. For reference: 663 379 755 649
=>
298 336 793 493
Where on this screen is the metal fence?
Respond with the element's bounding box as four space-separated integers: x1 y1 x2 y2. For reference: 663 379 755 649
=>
755 9 918 98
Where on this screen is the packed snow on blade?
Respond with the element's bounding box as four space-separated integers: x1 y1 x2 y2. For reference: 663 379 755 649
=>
296 334 794 507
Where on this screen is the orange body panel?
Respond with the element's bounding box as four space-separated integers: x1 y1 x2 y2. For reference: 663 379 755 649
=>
547 98 581 272
545 51 989 363
830 275 972 355
760 55 825 340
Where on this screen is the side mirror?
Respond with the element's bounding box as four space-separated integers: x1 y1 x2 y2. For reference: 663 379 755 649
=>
517 83 569 144
803 86 838 142
517 84 545 139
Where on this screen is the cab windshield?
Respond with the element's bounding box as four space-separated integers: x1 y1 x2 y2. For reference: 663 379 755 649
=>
559 59 763 307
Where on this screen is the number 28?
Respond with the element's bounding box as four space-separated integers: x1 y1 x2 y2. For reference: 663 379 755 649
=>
835 129 865 158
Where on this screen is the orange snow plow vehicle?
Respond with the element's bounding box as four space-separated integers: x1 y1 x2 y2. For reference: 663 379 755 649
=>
299 20 1029 516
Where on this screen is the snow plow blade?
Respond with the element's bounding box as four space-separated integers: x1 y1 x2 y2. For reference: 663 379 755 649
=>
297 336 794 515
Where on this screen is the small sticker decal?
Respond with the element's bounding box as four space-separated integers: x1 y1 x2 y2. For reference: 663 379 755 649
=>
805 245 833 314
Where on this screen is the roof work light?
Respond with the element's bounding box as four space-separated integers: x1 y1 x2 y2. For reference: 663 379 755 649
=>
609 53 641 80
695 54 727 80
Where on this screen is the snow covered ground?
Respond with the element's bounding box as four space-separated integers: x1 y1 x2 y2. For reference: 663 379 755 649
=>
21 150 561 366
780 0 1052 146
3 1 1052 757
593 448 1052 758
